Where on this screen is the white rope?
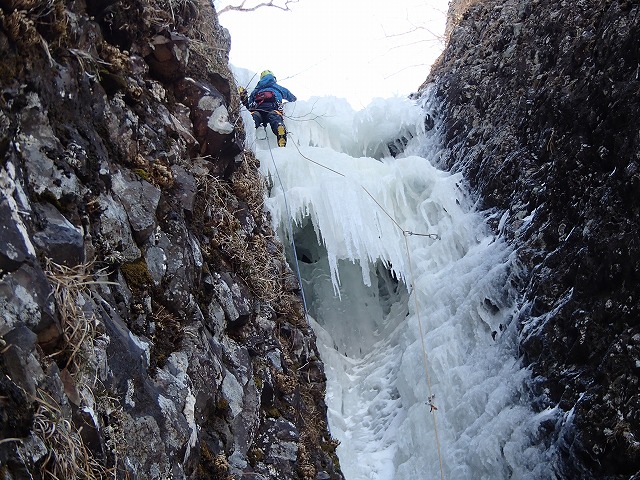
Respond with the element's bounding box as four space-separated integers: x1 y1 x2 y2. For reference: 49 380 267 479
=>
263 127 310 317
265 132 445 478
404 233 445 480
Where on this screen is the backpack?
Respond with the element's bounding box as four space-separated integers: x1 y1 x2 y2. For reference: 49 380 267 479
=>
255 90 276 105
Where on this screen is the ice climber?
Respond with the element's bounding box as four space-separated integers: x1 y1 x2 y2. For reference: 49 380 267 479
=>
238 70 296 147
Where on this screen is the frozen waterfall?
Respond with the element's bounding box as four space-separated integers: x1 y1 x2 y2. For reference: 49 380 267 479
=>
241 84 555 479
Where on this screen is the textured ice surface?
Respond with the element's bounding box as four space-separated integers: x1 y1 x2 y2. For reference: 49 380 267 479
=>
250 89 554 479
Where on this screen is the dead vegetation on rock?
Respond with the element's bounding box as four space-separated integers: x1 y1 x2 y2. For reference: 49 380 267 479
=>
32 389 111 480
44 259 111 370
0 0 343 478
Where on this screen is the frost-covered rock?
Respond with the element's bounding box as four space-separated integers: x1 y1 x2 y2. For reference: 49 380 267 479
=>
430 0 640 476
175 77 243 177
146 32 190 82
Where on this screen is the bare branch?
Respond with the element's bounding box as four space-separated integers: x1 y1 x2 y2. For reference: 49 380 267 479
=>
279 58 328 82
217 0 299 14
380 6 446 44
375 1 447 80
384 36 443 54
382 24 422 39
383 63 430 79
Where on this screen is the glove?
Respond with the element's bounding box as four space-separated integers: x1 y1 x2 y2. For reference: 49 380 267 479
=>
238 86 249 107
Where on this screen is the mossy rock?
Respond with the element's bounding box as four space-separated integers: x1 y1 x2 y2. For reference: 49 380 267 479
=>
247 447 264 466
215 398 229 415
194 443 230 480
132 168 151 182
120 257 154 290
264 406 280 418
149 305 183 370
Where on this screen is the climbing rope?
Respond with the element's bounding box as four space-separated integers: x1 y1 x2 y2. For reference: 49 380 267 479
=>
261 127 445 480
404 232 446 480
262 126 310 318
287 136 440 240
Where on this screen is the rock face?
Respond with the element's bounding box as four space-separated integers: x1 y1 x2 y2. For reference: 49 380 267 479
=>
0 1 341 479
428 0 640 477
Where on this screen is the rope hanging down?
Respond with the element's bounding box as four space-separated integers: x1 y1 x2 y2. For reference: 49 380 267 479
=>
287 135 440 240
404 232 445 480
262 131 445 479
262 127 310 317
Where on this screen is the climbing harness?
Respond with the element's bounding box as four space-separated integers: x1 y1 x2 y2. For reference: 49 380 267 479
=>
262 127 445 480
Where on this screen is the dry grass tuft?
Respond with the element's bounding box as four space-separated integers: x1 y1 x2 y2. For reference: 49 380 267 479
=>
33 389 110 479
192 151 309 325
2 0 58 16
67 48 106 78
145 0 228 62
45 259 114 371
194 169 288 303
275 292 305 321
94 385 127 466
145 0 199 31
231 150 268 219
42 262 125 477
194 172 241 238
296 376 341 479
183 0 229 59
149 304 184 370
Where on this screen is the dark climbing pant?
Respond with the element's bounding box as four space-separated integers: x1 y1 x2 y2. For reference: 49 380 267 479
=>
251 108 287 146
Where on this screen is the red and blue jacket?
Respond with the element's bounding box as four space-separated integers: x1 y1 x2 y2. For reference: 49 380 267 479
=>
249 74 296 109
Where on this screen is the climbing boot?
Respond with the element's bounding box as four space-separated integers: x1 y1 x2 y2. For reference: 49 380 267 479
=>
276 124 287 147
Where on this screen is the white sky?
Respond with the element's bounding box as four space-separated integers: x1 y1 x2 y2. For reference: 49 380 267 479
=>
215 0 449 109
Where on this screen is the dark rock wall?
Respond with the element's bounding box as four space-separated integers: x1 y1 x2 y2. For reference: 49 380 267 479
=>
0 1 341 478
428 0 640 478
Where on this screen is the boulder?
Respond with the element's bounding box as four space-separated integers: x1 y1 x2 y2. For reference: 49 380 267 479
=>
0 263 56 338
110 170 161 245
211 272 254 330
0 179 35 272
175 78 242 176
145 32 190 83
32 202 84 267
96 192 142 262
171 164 197 214
2 326 43 398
